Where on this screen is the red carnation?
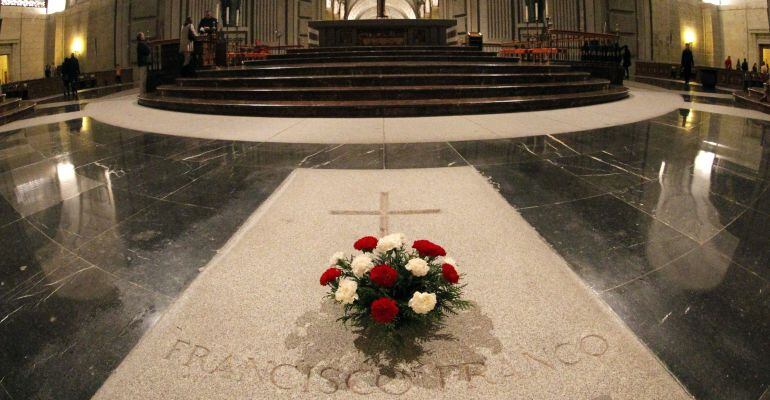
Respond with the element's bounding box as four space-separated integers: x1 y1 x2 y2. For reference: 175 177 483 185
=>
441 263 459 284
320 268 342 286
412 240 447 258
369 264 398 287
354 236 378 252
370 297 399 324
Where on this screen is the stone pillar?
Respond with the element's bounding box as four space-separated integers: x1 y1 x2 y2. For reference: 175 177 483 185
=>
377 0 386 18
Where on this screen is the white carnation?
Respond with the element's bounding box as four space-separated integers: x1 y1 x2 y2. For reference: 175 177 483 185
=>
405 258 430 277
376 233 406 253
335 278 359 304
329 251 346 265
350 254 374 278
408 291 437 314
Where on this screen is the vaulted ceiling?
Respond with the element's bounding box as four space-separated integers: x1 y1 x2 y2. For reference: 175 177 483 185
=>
346 0 419 19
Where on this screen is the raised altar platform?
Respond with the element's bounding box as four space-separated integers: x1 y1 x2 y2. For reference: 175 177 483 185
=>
308 19 457 47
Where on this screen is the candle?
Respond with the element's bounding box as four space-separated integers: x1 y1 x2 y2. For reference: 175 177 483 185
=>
225 7 230 25
524 3 529 22
236 9 240 26
215 3 220 23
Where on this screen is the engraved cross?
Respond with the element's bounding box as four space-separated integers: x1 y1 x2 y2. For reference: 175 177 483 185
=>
330 192 440 237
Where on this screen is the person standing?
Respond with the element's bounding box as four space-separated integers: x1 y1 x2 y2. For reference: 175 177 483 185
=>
681 43 694 86
198 10 218 33
44 64 51 78
180 17 197 77
742 58 749 72
61 57 72 97
725 56 732 70
68 53 81 98
136 32 152 94
621 46 631 79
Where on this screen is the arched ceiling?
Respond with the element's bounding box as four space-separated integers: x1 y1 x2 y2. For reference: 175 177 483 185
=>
346 0 418 19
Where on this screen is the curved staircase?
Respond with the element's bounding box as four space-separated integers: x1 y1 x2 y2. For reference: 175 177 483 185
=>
0 94 35 126
139 46 629 117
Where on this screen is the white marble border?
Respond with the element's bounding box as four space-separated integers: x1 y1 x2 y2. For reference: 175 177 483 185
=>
3 85 770 143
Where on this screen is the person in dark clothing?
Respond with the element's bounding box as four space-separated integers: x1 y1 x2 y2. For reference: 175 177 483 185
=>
752 63 758 73
198 10 218 33
44 64 51 78
136 32 152 94
742 58 749 72
68 54 80 98
621 46 632 79
681 43 694 86
61 57 72 97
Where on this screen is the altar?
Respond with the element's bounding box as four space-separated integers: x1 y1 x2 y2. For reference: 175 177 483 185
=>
308 19 457 47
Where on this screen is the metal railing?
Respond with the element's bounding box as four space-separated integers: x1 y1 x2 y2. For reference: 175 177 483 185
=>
498 29 621 63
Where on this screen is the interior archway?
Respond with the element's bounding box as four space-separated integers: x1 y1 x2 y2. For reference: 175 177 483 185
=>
346 0 417 19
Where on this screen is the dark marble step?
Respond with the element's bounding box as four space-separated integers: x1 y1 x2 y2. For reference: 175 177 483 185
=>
196 62 571 78
158 80 610 101
270 49 497 59
0 97 22 113
733 90 770 114
139 87 629 117
177 72 592 88
287 45 480 53
0 100 35 126
245 54 511 66
179 72 593 88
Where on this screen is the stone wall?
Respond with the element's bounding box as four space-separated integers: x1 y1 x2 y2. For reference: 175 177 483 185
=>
719 0 769 66
640 0 768 68
0 6 48 82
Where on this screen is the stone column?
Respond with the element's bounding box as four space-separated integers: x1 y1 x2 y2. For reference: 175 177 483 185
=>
377 0 386 18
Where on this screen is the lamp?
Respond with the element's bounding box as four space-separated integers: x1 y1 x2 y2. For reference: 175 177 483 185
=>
683 29 696 45
71 36 84 54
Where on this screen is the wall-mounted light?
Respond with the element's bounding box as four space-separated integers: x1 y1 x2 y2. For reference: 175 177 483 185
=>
71 36 85 54
683 29 696 45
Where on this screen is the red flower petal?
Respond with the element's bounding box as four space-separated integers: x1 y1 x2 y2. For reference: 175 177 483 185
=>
354 236 379 252
369 264 398 287
412 240 447 258
441 263 459 284
320 267 342 286
370 297 399 324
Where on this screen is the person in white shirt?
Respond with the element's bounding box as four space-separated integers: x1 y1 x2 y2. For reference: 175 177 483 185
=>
180 16 197 75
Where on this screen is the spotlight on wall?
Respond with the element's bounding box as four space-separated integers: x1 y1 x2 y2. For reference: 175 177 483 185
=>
683 29 696 45
71 37 85 54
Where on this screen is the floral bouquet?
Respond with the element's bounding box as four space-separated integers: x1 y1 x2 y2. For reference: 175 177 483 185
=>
320 233 470 340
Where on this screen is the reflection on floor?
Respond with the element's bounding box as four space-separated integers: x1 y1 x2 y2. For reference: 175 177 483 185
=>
0 110 768 400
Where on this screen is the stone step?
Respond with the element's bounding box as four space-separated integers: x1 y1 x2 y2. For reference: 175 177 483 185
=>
196 62 571 78
157 80 610 101
0 100 35 126
0 97 22 113
270 49 497 59
733 90 770 114
139 86 629 117
177 72 593 88
245 54 511 66
287 45 480 53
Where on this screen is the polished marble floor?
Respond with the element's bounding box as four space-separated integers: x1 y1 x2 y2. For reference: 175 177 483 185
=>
0 108 768 399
